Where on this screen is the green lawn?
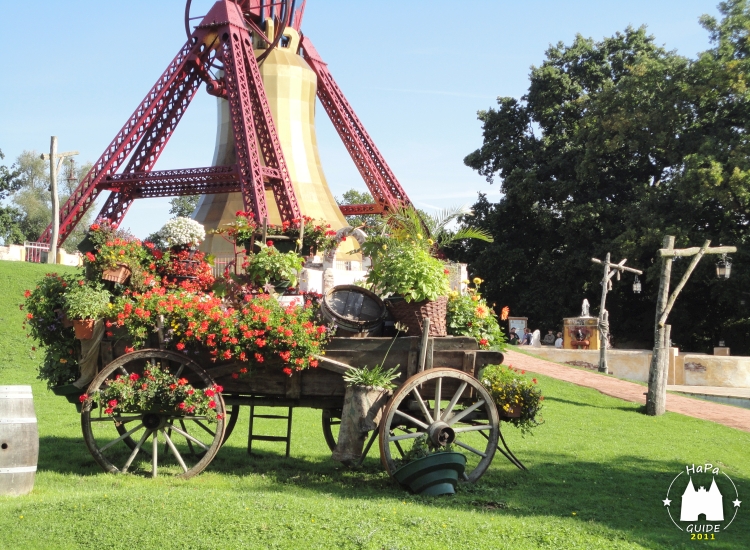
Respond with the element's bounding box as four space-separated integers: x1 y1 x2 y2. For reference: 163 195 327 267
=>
1 261 748 549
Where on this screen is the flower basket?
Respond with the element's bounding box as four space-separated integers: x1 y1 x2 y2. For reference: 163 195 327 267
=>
498 404 522 419
102 264 131 284
73 318 96 340
393 452 466 496
268 237 296 254
386 296 448 337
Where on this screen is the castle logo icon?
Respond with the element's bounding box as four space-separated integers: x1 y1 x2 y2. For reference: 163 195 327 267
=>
680 476 724 522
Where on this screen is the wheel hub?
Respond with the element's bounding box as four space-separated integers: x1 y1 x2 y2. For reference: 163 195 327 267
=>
142 413 167 430
428 421 455 448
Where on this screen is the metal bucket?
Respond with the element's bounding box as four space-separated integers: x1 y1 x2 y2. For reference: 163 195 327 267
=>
321 285 386 337
0 386 39 496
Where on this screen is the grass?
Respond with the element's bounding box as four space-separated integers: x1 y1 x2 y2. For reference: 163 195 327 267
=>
1 261 749 549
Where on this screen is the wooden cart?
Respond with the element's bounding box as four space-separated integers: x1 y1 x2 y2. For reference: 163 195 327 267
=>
80 335 518 481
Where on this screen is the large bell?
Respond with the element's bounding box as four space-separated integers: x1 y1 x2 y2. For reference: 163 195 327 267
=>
193 27 358 260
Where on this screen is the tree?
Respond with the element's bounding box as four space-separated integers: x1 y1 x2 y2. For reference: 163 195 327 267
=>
8 150 94 252
457 8 750 354
335 189 381 233
0 149 24 245
169 195 200 218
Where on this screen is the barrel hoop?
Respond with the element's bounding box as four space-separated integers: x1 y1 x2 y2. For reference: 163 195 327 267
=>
0 418 37 424
0 466 37 474
0 394 34 399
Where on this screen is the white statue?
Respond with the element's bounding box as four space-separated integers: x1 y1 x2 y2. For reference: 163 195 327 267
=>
531 329 542 347
581 299 590 317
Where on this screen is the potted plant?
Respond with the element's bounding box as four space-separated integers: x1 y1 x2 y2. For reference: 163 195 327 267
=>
83 221 153 290
333 325 405 465
479 364 544 435
447 278 508 350
63 282 112 340
392 435 467 496
242 243 305 292
83 365 224 422
159 217 206 252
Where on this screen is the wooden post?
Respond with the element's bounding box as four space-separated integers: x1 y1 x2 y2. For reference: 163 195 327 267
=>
40 140 78 265
645 237 737 416
591 255 642 374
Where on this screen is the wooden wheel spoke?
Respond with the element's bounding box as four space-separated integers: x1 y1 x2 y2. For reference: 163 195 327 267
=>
169 423 210 451
122 429 151 473
162 429 189 473
152 429 158 477
453 424 492 433
180 419 197 455
454 439 487 458
441 381 467 421
174 364 185 378
189 418 216 437
446 399 485 426
410 389 433 424
393 409 429 430
388 431 425 442
433 377 442 421
99 423 145 452
90 415 142 423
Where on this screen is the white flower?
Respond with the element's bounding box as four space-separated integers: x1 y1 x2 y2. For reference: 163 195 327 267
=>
160 217 206 247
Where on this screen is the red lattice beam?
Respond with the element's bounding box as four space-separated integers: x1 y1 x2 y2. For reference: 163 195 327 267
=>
300 36 411 211
339 203 384 216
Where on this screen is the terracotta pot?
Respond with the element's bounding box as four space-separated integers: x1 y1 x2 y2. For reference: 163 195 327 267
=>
73 319 96 340
102 264 131 284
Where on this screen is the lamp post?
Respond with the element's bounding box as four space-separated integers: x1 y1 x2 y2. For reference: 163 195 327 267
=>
40 137 78 264
591 254 643 374
716 254 732 279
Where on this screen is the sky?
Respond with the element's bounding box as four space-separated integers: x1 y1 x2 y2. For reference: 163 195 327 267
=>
0 0 721 239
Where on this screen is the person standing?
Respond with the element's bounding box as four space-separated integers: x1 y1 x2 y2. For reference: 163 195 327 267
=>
508 327 520 345
554 332 563 348
542 330 556 345
520 328 533 345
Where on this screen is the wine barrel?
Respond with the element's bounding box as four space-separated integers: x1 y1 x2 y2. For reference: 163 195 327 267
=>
0 386 39 496
321 285 386 337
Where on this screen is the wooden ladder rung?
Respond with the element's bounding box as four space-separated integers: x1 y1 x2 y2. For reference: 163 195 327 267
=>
248 405 293 458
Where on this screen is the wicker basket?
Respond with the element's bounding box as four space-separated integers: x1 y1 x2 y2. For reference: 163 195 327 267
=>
386 296 448 337
102 264 131 284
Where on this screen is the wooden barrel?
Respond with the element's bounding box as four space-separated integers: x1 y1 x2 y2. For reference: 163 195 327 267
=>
321 285 386 337
0 386 39 496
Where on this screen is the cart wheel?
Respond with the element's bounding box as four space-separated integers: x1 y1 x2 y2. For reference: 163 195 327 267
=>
321 408 342 452
81 349 226 479
378 368 499 483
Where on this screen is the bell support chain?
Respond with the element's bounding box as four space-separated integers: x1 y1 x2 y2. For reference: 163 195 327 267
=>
591 254 642 374
646 237 737 416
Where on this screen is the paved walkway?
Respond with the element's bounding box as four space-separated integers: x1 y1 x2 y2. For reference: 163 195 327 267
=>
504 349 750 433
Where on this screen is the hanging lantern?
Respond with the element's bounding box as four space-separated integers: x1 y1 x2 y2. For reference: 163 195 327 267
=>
716 254 732 279
632 275 642 294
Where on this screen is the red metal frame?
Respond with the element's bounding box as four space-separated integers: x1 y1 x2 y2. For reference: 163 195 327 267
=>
41 0 410 246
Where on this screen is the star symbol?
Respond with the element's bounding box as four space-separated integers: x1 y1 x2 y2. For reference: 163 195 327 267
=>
733 499 741 508
663 498 672 506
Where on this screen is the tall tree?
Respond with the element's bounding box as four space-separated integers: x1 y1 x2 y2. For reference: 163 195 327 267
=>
169 195 200 218
458 7 750 353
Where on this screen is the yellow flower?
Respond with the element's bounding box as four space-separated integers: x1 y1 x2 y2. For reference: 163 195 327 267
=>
296 239 302 245
473 277 482 285
416 233 423 240
471 295 480 302
475 305 488 318
461 279 470 284
427 238 434 245
382 244 387 250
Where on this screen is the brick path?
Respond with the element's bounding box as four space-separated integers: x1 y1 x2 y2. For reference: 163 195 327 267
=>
504 349 750 433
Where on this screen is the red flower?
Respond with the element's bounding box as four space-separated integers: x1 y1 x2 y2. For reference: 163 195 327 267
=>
23 290 31 298
214 385 223 393
282 367 293 376
145 242 155 249
444 269 450 275
479 338 489 347
90 223 100 231
310 359 318 368
232 372 239 379
266 240 273 246
178 402 186 410
208 400 216 409
106 331 113 337
104 408 114 415
108 399 118 408
169 384 177 391
521 370 526 375
26 313 33 319
204 388 215 397
129 373 140 381
79 394 88 403
178 378 188 386
124 346 134 353
187 389 194 395
532 378 538 384
222 350 232 360
176 342 185 351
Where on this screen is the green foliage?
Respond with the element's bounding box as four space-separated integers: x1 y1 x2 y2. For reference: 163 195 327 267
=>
365 241 449 302
0 148 21 201
22 270 81 387
168 195 200 218
335 188 382 233
62 281 111 320
89 366 222 423
395 434 455 468
446 280 506 350
457 10 750 353
243 244 304 288
480 364 544 435
342 364 400 389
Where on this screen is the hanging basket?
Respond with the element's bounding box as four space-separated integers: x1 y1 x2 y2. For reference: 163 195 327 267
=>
73 319 96 340
102 264 131 284
498 404 522 419
386 296 448 337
